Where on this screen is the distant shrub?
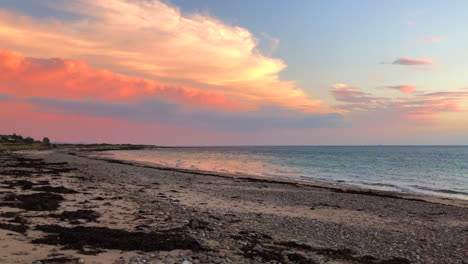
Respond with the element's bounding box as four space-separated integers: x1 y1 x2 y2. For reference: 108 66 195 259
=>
42 137 51 145
12 133 23 141
24 137 35 144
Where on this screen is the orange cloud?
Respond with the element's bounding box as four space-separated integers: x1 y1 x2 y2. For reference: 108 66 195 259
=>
0 49 241 110
0 0 329 113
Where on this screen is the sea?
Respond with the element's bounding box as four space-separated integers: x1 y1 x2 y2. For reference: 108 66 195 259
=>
106 146 468 200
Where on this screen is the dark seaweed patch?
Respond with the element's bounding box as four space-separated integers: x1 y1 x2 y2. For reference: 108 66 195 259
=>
34 256 82 264
0 222 28 233
50 210 100 222
1 170 35 177
1 192 64 211
1 180 35 190
33 225 203 253
0 212 20 218
2 155 77 178
32 186 79 194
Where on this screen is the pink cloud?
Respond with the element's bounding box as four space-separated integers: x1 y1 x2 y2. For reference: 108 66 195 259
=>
332 85 373 103
384 85 417 93
332 84 468 120
419 36 443 42
331 84 386 111
392 57 436 66
390 92 468 120
0 49 242 110
407 21 416 25
399 98 466 120
422 91 468 98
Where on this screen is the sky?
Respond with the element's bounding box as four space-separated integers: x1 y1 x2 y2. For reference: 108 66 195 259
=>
0 0 467 145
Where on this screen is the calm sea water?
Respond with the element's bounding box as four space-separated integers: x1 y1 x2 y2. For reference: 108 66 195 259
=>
107 146 468 200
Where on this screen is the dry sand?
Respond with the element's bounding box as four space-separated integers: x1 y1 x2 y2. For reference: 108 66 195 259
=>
0 149 467 264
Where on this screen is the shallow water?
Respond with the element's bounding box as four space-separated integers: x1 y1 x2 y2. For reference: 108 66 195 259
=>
108 146 468 200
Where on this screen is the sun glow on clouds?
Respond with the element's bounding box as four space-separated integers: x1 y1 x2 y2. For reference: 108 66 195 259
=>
0 0 466 144
0 47 344 134
0 49 240 110
0 0 329 113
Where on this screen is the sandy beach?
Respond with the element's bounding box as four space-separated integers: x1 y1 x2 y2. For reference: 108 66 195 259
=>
0 148 467 264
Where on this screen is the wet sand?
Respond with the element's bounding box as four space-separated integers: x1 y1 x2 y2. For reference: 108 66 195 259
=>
0 149 467 264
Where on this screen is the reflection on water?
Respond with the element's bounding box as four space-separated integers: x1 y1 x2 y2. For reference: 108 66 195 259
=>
106 146 468 200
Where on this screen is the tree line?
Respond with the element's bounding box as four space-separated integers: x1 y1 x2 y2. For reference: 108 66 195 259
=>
0 134 51 145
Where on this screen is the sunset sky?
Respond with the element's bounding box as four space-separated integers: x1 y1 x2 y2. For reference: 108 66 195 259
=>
1 0 467 145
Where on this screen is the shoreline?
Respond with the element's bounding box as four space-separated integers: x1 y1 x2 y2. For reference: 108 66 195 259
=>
87 150 468 208
1 148 467 264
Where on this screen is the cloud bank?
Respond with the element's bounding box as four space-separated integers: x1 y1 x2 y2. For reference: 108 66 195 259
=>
0 49 239 110
0 0 329 113
0 47 343 133
27 97 344 132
